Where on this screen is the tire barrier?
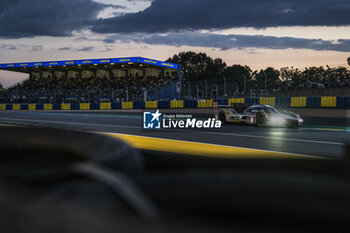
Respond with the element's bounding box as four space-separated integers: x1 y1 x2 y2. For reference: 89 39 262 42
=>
260 97 275 106
171 100 184 109
28 104 36 110
158 101 170 109
228 98 244 105
321 96 337 107
44 104 53 110
12 104 21 110
245 97 260 106
133 102 145 109
100 102 111 110
197 99 213 108
80 103 90 110
275 97 291 108
184 100 197 108
145 101 158 109
1 96 349 111
122 102 133 109
290 97 307 107
306 97 321 108
61 103 71 110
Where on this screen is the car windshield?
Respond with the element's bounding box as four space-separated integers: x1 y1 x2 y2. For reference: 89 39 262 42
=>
263 106 279 114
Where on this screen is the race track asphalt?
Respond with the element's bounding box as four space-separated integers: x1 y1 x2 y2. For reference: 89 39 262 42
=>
0 111 348 159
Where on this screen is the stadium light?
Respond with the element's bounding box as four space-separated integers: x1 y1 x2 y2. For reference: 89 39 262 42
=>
111 63 115 65
263 71 267 96
242 74 246 95
94 64 98 66
222 77 227 97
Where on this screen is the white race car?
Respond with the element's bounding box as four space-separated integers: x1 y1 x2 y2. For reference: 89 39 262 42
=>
214 103 303 128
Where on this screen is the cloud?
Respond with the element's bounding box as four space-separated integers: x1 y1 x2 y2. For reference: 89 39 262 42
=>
58 47 72 51
105 32 350 52
0 0 124 38
31 45 43 51
77 46 95 52
102 38 116 44
0 44 17 50
92 0 350 33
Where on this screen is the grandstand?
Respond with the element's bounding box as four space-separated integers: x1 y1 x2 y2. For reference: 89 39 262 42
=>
0 57 181 103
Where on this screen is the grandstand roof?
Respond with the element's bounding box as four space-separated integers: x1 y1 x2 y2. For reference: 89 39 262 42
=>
0 56 179 73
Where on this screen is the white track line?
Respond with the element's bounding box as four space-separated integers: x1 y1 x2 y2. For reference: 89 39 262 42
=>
0 118 140 129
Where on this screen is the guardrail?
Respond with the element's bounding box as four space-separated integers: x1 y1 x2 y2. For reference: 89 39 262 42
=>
0 96 349 110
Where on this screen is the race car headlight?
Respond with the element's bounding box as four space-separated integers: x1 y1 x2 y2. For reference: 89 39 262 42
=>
298 119 304 123
270 116 286 126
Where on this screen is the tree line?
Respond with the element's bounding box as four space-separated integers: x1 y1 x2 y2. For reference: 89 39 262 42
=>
167 52 350 90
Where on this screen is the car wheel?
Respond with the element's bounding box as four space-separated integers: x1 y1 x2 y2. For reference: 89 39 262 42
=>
219 112 226 124
256 112 267 127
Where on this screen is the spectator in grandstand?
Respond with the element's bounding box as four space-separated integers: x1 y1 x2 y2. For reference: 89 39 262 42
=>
0 71 177 103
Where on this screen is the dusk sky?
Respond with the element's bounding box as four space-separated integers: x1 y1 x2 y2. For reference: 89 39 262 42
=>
0 0 349 87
